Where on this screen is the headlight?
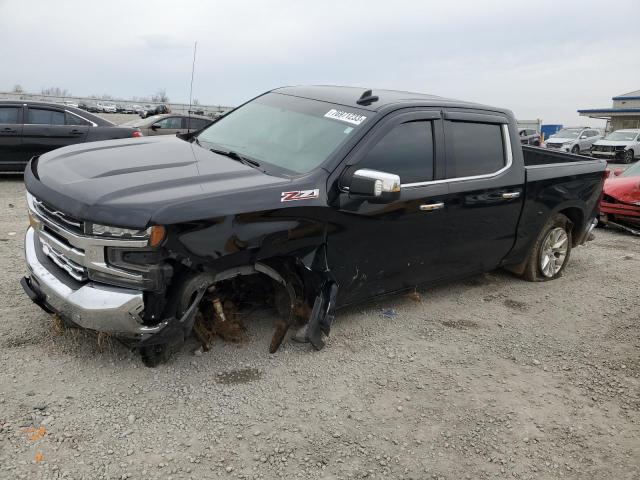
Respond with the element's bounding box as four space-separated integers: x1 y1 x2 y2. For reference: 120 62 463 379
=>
89 223 150 238
88 223 166 246
563 142 573 146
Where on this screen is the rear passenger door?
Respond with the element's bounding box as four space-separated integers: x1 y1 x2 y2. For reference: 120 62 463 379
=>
438 111 524 277
0 104 24 167
22 106 90 158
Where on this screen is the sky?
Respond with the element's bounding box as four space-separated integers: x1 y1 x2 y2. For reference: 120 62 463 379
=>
1 0 638 127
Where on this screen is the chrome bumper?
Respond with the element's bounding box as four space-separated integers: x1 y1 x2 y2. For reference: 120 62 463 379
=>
23 227 161 338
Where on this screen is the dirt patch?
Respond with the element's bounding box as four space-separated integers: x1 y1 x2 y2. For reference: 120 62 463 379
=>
441 319 480 329
215 368 263 385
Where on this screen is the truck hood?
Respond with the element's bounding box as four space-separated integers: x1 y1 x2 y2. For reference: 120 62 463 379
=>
604 176 640 204
594 140 633 147
24 136 297 228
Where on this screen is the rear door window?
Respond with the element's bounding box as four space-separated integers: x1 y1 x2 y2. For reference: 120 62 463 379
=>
445 121 505 178
357 121 434 184
157 116 182 129
0 107 20 124
27 108 66 125
184 117 209 130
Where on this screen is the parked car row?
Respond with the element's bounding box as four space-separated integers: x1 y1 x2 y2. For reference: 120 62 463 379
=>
520 126 638 164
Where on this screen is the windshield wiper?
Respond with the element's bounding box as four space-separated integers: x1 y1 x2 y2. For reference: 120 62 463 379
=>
209 147 262 169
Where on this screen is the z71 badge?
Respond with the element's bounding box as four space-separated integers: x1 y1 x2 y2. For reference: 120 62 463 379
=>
280 189 320 202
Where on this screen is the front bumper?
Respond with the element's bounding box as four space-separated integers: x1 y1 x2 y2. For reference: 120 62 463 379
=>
22 227 164 339
591 151 624 160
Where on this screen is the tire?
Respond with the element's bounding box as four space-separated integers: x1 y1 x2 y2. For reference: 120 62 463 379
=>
571 145 580 155
623 149 634 164
533 140 540 147
523 214 572 282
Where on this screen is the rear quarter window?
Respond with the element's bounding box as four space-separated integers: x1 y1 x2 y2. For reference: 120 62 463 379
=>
445 121 505 178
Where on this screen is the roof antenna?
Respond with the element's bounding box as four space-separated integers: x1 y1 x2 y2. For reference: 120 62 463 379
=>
187 41 197 133
356 89 379 106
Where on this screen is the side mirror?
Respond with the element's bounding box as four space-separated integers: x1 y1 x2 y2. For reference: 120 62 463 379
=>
151 123 161 131
348 168 401 202
614 168 623 177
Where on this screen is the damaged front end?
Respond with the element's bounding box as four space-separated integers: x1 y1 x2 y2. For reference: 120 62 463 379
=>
22 193 338 366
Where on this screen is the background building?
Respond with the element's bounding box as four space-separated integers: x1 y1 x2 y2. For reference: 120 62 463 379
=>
578 89 640 133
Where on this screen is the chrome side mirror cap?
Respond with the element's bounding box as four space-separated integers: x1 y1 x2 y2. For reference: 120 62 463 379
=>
350 169 401 201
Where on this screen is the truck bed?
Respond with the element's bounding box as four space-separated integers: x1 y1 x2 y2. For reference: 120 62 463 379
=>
522 145 601 166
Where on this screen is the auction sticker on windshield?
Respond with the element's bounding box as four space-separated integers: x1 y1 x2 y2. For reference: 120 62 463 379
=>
324 109 367 126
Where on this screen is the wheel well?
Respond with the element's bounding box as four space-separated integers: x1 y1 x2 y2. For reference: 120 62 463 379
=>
559 207 583 246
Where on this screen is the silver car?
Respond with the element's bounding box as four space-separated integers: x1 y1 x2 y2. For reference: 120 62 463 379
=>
122 114 212 136
518 128 541 146
545 127 602 154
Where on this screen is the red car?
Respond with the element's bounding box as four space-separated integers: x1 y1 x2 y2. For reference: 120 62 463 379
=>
600 162 640 234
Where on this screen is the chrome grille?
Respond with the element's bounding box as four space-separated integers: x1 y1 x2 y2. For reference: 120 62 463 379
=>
28 193 148 287
546 143 563 149
32 198 84 234
40 236 88 281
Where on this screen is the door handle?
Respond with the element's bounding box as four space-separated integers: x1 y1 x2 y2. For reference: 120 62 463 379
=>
501 192 521 199
69 129 84 135
1 128 16 133
419 202 445 211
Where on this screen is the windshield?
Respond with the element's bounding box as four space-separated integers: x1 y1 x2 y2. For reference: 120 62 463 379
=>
621 161 640 178
605 131 639 142
196 93 369 174
552 128 581 139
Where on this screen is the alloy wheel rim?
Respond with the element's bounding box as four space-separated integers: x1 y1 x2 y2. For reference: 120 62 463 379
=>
539 227 568 278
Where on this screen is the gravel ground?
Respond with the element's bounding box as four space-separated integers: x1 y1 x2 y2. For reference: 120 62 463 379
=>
0 176 638 480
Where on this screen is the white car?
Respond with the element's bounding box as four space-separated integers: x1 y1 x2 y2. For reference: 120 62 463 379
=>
101 102 117 113
591 129 640 164
544 127 602 154
63 100 79 108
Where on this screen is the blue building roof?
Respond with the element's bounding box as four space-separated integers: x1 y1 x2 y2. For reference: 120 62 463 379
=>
578 108 640 114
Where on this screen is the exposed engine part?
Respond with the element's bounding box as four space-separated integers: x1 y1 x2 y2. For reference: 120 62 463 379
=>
193 297 246 350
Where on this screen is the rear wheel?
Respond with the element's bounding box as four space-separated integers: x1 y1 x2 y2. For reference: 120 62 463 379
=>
623 149 634 164
571 145 580 155
523 214 572 282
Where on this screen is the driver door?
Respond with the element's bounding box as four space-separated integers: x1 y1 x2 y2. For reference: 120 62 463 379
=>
326 110 449 306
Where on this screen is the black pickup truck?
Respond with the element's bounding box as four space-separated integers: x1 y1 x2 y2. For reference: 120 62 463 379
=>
21 86 606 366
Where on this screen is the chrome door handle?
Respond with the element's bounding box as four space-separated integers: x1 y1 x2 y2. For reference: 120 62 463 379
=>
419 202 445 211
502 192 521 199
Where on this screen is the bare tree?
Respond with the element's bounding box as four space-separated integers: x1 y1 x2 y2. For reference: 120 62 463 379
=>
41 87 70 97
12 84 24 93
151 89 169 103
